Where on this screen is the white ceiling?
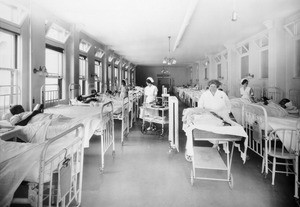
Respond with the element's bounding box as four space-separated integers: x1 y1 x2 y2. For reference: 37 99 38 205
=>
31 0 300 67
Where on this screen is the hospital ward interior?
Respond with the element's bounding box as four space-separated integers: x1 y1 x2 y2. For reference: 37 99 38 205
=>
1 0 300 206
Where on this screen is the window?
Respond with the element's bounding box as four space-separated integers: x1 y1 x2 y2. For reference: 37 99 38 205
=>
108 64 112 90
94 60 102 92
260 49 268 78
204 68 208 80
217 64 222 79
124 69 128 82
95 49 104 59
241 55 249 78
46 23 70 44
114 67 119 89
79 39 91 53
79 55 87 95
295 39 300 78
0 30 19 113
0 2 27 26
45 44 64 99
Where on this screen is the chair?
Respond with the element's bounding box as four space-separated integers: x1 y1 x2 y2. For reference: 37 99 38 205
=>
262 127 300 198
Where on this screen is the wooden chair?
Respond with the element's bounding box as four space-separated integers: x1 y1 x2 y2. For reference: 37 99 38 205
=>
262 127 300 198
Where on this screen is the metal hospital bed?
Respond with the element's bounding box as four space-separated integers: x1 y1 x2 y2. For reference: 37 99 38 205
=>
41 84 115 172
1 124 85 207
190 129 243 188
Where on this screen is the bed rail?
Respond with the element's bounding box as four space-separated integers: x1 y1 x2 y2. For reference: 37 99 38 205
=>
289 88 300 109
69 83 81 102
0 85 21 118
242 103 268 174
40 84 60 108
263 87 283 103
30 124 84 207
95 101 115 172
113 97 129 145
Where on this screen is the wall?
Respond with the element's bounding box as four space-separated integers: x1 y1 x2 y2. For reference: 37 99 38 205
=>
136 65 189 88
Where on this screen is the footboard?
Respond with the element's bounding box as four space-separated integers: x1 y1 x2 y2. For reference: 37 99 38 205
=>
95 101 115 172
242 103 268 159
29 124 84 207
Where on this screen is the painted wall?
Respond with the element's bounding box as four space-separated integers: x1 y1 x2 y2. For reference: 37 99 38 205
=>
136 65 189 88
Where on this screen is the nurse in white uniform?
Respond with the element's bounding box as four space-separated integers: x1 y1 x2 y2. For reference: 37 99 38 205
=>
144 77 158 130
240 78 254 102
198 79 231 118
198 79 231 148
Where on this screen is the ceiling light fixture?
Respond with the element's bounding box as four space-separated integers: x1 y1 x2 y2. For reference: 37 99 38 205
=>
163 36 176 65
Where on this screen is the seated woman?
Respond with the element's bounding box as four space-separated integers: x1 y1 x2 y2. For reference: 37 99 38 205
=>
240 78 255 102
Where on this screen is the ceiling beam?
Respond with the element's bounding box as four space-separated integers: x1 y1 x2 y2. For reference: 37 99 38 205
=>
173 0 199 52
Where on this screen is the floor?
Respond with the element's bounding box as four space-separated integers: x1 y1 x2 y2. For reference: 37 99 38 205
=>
81 100 298 207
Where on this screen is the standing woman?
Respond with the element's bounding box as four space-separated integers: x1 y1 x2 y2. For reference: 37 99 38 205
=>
240 78 255 102
120 79 128 99
144 77 158 130
144 77 158 104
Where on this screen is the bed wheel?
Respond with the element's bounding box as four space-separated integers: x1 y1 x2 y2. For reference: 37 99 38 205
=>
190 170 194 186
185 152 192 162
112 151 116 158
228 174 234 189
141 126 147 134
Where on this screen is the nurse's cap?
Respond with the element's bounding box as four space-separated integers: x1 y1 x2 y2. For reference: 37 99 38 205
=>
241 78 248 84
146 77 154 83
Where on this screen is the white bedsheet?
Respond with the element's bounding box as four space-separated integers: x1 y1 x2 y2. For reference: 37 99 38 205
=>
44 105 110 147
182 108 248 163
0 134 81 207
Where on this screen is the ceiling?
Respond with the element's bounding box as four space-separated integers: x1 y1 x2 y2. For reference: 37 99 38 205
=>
30 0 300 67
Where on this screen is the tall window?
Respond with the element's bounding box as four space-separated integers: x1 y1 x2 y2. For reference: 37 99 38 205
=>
204 68 208 80
0 30 19 112
241 55 249 78
79 55 87 95
45 44 63 99
94 60 102 92
217 64 222 79
295 39 300 78
260 49 268 78
108 64 112 90
114 67 119 89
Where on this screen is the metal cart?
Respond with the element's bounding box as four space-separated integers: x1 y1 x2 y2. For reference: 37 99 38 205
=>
190 129 243 189
140 97 169 136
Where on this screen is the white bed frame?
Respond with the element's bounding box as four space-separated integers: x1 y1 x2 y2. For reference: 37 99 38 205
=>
113 96 130 146
41 84 115 172
129 92 138 128
242 103 268 174
263 87 283 103
0 85 21 118
289 88 300 109
13 124 85 207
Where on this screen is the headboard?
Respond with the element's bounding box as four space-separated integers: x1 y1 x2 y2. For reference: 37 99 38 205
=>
0 85 21 118
263 87 283 103
69 83 81 100
289 89 300 109
251 85 263 101
40 84 60 108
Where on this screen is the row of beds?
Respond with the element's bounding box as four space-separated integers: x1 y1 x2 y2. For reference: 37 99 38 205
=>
178 86 300 199
0 84 144 207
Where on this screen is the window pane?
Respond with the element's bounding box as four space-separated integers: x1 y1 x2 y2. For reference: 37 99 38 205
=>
261 50 268 78
0 2 27 25
241 55 249 78
217 64 221 78
296 39 300 78
46 48 63 76
79 56 87 79
0 31 16 69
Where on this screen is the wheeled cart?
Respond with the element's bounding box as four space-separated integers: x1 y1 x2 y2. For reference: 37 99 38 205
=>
190 129 243 189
